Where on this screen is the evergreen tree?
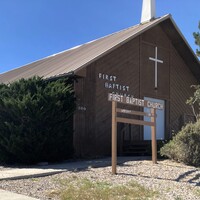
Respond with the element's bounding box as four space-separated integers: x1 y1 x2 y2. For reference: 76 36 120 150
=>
193 21 200 57
0 77 76 164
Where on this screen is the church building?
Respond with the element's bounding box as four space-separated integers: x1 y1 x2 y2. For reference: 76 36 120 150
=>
0 0 200 157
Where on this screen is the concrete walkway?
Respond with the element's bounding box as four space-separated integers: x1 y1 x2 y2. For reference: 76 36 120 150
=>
0 189 39 200
0 156 150 200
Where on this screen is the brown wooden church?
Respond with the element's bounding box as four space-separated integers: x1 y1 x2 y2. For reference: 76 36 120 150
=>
0 1 200 157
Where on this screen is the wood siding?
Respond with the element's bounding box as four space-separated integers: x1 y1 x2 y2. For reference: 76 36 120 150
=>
140 25 171 139
140 25 170 99
74 24 199 157
74 37 140 156
170 45 198 135
74 65 96 157
94 37 140 155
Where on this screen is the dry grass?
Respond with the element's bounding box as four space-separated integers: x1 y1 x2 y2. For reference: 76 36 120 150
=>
48 176 158 200
194 189 200 197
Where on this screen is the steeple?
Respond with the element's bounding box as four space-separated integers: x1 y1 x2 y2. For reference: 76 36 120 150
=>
141 0 156 24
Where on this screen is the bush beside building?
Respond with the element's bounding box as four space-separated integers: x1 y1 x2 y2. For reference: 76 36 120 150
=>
0 77 75 164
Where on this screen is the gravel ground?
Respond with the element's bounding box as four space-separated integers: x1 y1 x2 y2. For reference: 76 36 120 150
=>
0 159 200 200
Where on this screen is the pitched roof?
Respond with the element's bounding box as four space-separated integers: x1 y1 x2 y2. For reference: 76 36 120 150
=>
0 14 199 83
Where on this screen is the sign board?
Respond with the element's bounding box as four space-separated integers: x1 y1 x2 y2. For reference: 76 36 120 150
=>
109 93 159 175
108 93 164 110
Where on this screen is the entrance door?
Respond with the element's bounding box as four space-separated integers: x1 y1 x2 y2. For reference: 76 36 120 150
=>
143 97 165 140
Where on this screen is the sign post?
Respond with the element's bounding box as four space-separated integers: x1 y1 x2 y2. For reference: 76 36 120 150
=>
151 108 157 164
112 101 117 174
108 93 164 174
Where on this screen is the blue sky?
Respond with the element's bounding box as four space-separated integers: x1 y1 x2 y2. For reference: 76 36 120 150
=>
0 0 200 74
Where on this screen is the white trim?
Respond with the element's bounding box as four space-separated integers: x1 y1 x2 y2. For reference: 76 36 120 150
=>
149 47 163 88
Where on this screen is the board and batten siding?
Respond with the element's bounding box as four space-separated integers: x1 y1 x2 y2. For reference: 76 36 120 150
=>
140 25 171 139
170 45 198 134
140 24 197 137
94 37 140 155
73 23 198 157
140 25 170 99
74 65 96 157
74 37 140 156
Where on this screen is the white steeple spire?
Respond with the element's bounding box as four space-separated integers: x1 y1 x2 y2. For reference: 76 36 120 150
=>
141 0 156 24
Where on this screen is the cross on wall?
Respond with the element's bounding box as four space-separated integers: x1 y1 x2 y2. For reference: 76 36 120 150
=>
149 46 163 89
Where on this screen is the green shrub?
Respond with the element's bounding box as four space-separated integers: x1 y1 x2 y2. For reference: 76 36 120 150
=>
160 120 200 166
0 76 76 164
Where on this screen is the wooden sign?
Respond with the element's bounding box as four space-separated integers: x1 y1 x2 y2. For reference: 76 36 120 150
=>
108 93 164 110
109 93 159 175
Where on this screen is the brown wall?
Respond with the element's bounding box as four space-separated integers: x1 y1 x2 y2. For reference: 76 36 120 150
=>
74 24 198 157
73 66 96 157
74 37 140 157
140 25 171 139
140 24 197 139
170 45 198 134
94 37 140 155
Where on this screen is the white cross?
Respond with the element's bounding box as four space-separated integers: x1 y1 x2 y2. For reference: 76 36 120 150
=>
149 46 163 89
